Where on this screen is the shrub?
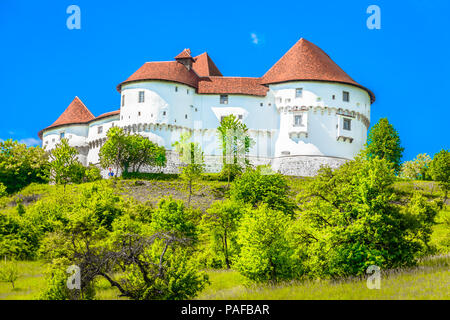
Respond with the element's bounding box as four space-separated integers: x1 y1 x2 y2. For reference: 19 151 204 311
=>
0 139 49 193
429 149 450 202
235 205 295 282
401 153 432 180
0 183 6 197
230 165 295 215
293 155 438 278
0 260 19 289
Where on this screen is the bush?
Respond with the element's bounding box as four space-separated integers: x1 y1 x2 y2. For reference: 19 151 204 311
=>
293 155 438 278
429 149 450 201
0 260 19 289
0 183 7 197
235 205 295 282
230 165 295 215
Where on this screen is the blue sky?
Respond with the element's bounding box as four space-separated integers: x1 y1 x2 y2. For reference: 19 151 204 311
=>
0 0 448 161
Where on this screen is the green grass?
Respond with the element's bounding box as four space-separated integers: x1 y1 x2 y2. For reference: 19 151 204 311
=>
1 256 448 300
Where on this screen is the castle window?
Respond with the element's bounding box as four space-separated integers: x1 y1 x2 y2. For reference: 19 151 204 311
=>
45 141 48 145
187 89 189 94
343 91 350 102
238 115 243 120
343 118 351 131
138 112 141 116
285 98 291 103
185 114 188 119
122 95 125 106
294 115 302 127
52 138 55 142
163 111 166 116
138 91 144 103
60 132 65 139
98 126 103 134
175 86 178 92
260 103 263 106
277 98 282 103
195 108 198 112
295 88 303 98
332 95 335 100
220 95 228 104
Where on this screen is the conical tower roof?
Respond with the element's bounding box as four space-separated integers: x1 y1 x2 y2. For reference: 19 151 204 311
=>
39 97 94 138
261 38 374 102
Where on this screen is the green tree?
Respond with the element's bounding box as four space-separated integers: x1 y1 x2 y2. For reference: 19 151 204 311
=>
173 132 205 206
366 118 404 174
293 155 437 278
200 200 244 269
230 165 295 215
401 153 432 180
49 138 81 190
235 205 295 282
99 127 166 176
0 260 19 289
0 182 6 197
217 115 253 186
429 149 450 202
0 139 49 193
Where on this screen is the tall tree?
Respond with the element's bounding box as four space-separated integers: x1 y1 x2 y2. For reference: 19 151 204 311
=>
49 138 82 191
217 115 253 186
366 118 404 174
429 149 450 202
173 132 204 206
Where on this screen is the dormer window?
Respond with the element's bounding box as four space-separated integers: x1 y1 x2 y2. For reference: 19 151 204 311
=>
220 95 228 104
138 91 144 103
295 88 303 98
343 91 350 102
343 118 351 131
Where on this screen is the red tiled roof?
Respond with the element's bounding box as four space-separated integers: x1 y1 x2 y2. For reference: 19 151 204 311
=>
192 52 223 77
261 38 375 102
94 110 120 121
38 97 95 139
117 61 199 91
198 77 268 96
175 48 194 60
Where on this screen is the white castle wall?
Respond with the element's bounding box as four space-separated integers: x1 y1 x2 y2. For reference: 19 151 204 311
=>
42 80 372 177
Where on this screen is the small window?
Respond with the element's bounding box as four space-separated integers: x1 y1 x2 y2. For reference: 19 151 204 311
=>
343 118 351 131
175 86 178 92
52 138 55 142
187 89 189 94
138 112 141 116
285 98 291 103
121 116 123 120
122 95 125 106
238 115 243 120
294 115 302 127
60 132 65 139
220 116 226 123
295 88 303 98
195 108 198 112
260 103 263 107
268 103 271 106
332 95 335 100
185 114 188 119
220 95 228 104
138 91 144 103
45 141 48 145
98 126 103 134
277 97 282 103
163 111 166 116
151 114 153 117
343 91 350 102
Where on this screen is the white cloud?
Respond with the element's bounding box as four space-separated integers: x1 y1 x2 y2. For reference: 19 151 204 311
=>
19 137 41 146
250 33 259 45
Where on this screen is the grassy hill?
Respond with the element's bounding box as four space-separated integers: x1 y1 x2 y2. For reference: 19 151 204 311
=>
0 176 449 300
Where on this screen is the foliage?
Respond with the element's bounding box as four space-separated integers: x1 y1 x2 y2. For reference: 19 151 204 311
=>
49 138 82 189
173 132 205 206
366 118 404 174
235 205 295 282
401 153 432 180
429 149 450 202
217 115 254 185
0 182 6 197
200 200 245 269
99 127 166 176
0 139 49 193
293 155 438 278
230 165 296 215
83 164 103 182
0 260 19 289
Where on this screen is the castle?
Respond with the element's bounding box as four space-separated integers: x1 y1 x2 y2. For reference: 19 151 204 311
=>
38 38 375 176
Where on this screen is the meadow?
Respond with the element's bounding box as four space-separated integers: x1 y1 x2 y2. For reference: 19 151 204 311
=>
0 177 449 300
